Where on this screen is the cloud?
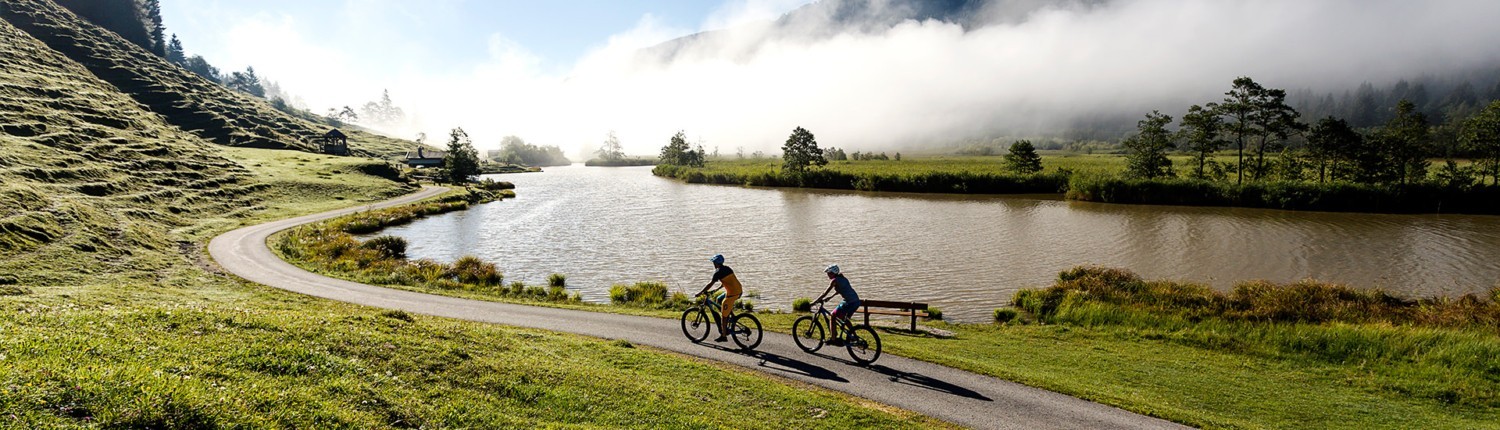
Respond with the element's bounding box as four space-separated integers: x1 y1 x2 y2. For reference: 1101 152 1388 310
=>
217 0 1500 155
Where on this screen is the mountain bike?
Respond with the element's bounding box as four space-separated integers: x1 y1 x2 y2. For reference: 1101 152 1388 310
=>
792 298 882 365
680 289 763 351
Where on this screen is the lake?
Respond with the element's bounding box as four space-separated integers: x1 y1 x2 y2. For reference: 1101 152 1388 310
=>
369 165 1500 322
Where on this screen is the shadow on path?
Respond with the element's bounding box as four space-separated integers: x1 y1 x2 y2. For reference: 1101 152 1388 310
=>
804 349 992 401
867 364 992 401
692 342 849 383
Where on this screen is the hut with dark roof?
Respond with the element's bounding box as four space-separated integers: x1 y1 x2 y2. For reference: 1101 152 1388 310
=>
319 129 349 155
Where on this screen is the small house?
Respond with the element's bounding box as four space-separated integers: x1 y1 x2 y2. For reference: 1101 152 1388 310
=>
319 129 349 155
405 147 447 168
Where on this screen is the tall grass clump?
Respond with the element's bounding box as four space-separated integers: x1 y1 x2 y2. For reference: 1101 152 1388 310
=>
608 282 692 310
1012 266 1500 407
360 235 407 259
792 297 813 312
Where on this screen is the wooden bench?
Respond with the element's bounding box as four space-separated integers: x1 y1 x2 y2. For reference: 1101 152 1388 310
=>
858 300 930 331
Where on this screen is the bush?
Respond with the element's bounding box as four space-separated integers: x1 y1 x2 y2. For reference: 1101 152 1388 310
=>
994 308 1018 323
736 299 754 312
548 273 567 288
360 235 407 259
792 297 813 312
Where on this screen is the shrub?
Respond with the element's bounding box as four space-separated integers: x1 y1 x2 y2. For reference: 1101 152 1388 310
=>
994 308 1018 323
735 299 754 312
792 297 813 312
506 281 526 296
548 273 567 288
360 235 408 259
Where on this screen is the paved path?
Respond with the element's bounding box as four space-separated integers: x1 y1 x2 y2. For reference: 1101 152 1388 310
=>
208 186 1190 430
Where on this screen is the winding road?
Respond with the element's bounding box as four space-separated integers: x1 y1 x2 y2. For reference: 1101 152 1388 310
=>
208 186 1189 430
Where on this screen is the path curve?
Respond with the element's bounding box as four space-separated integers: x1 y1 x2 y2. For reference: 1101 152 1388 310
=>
209 186 1189 430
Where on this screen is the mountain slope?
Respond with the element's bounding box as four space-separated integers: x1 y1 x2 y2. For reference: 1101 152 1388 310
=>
0 0 412 159
0 14 412 287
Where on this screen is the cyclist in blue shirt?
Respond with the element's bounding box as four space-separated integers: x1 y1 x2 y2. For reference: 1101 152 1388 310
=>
814 264 860 345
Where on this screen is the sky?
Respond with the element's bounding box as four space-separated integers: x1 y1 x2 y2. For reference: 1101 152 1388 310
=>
162 0 1500 156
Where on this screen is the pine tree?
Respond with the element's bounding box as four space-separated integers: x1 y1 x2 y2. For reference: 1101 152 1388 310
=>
144 0 165 57
1179 103 1225 180
1003 140 1043 174
166 33 185 65
443 127 480 184
659 131 693 166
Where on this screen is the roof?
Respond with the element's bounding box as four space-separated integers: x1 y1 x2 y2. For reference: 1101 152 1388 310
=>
323 129 347 138
404 148 447 160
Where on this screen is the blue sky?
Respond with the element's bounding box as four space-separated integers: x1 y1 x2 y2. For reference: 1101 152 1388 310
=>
162 1 796 75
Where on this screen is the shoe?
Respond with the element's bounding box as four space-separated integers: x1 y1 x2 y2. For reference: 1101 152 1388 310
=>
714 336 728 342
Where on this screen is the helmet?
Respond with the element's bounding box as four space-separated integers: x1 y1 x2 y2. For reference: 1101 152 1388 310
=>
824 264 840 275
710 254 725 265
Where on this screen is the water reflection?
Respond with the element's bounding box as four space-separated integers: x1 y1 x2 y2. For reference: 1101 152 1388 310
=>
369 165 1500 322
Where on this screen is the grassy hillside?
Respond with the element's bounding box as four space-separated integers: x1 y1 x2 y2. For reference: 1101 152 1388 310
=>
0 8 939 427
0 0 412 160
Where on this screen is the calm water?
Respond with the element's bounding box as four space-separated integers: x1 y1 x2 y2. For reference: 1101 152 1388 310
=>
370 165 1500 322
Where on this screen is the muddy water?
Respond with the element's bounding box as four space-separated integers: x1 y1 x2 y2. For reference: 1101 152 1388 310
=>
370 165 1500 322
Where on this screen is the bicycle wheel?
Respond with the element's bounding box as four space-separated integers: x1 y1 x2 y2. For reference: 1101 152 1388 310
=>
680 307 711 343
845 325 882 365
792 315 825 353
728 313 763 351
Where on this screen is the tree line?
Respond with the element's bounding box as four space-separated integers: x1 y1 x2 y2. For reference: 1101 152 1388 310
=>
1119 77 1500 188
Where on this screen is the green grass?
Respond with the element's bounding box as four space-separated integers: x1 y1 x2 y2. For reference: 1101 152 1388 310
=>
0 293 940 428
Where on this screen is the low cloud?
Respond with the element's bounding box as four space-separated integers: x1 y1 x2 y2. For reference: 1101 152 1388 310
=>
223 0 1500 155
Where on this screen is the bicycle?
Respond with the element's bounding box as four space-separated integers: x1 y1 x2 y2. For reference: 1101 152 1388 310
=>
680 289 763 351
792 299 882 365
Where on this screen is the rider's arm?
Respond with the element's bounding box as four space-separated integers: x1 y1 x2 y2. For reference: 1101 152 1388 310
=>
814 282 835 303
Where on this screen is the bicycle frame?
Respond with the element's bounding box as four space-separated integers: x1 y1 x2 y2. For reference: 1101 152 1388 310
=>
811 301 855 340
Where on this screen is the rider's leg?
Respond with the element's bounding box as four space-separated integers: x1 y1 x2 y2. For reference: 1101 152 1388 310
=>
716 294 740 341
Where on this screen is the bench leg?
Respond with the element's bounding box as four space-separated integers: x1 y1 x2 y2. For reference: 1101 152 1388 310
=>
910 311 916 332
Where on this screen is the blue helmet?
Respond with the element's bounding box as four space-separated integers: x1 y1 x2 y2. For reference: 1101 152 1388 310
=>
710 254 725 265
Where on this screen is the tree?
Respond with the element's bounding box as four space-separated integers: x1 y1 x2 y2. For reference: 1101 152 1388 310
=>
595 131 625 161
1461 100 1500 185
444 127 480 184
360 89 405 126
144 0 165 57
182 55 220 83
658 131 692 166
166 33 185 65
225 66 265 98
1003 140 1043 174
1247 86 1304 181
1123 111 1175 179
1305 117 1362 183
781 126 826 172
1178 103 1226 179
1382 99 1431 185
1219 77 1261 183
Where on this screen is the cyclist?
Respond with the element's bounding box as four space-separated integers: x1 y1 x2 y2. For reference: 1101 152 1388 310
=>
696 254 743 342
815 264 860 345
